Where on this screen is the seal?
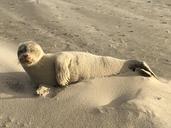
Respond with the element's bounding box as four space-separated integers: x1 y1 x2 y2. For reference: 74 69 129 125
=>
17 41 157 87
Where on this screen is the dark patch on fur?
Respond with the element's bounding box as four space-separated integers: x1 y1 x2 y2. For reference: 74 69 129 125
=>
76 55 79 66
101 57 107 68
68 59 72 68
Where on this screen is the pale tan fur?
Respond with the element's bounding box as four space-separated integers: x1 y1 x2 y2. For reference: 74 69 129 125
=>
55 52 127 86
18 41 157 87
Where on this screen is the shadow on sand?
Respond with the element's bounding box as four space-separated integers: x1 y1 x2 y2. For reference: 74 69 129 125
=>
0 72 37 99
0 72 67 99
0 63 155 100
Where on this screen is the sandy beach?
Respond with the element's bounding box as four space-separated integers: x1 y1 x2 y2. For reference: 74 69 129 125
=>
0 0 171 128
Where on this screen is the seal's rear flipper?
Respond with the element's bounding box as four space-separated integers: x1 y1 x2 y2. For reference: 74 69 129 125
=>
140 61 158 79
135 68 152 77
128 60 158 79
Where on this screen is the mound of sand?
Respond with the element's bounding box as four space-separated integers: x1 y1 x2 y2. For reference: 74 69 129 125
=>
0 0 171 127
0 39 171 128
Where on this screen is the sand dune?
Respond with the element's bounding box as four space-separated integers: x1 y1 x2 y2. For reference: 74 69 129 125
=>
0 38 171 128
0 39 23 72
0 66 171 127
0 0 171 128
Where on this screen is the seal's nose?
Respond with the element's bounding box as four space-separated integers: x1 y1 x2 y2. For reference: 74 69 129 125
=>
23 54 29 59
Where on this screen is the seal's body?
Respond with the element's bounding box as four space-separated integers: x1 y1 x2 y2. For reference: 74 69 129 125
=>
17 41 157 87
23 54 57 86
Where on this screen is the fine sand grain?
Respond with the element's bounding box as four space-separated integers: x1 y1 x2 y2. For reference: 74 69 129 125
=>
0 0 171 128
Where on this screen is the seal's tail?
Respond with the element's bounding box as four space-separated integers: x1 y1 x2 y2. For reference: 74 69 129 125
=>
128 60 158 79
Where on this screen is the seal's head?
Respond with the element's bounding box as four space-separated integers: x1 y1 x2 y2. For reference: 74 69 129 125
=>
17 41 45 67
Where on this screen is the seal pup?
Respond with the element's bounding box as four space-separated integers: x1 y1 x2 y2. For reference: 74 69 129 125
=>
17 41 157 87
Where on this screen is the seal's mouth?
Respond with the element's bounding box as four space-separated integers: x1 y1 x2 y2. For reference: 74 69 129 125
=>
19 54 33 65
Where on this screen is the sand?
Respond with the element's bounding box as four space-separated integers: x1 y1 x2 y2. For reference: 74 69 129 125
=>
0 0 171 128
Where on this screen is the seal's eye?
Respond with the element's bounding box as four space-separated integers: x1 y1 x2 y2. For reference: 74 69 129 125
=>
18 45 27 55
30 48 35 52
